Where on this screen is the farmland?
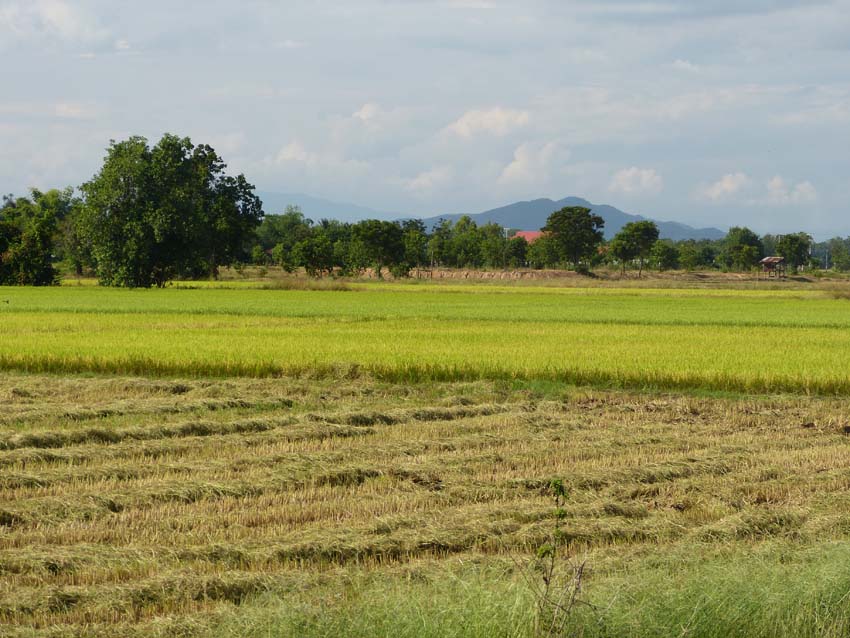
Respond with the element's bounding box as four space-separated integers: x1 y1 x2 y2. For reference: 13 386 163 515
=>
2 282 850 394
3 281 850 637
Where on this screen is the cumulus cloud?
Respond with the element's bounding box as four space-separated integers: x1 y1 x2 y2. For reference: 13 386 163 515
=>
698 172 752 201
273 140 368 172
405 166 453 194
608 167 663 195
764 176 818 205
447 108 529 138
498 142 568 185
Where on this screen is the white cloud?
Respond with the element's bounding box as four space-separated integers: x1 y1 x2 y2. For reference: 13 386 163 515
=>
269 140 371 178
114 39 130 51
0 1 108 46
447 108 530 138
405 166 453 194
699 172 751 201
764 176 818 205
608 167 663 195
672 59 700 73
498 142 568 185
352 103 381 121
209 132 246 155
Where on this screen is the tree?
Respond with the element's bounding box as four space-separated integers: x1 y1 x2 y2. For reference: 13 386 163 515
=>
609 221 659 277
542 207 604 271
351 219 404 277
79 134 262 287
260 206 314 272
720 227 763 271
427 219 453 267
678 239 716 271
650 240 679 271
479 223 507 268
0 189 65 285
292 231 334 277
777 232 812 273
505 235 528 268
450 216 482 268
526 234 561 269
401 219 428 271
828 237 850 272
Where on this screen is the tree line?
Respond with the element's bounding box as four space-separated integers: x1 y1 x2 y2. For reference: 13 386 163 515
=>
252 208 828 278
2 133 847 287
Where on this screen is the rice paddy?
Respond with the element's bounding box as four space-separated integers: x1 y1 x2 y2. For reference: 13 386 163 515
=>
2 283 850 394
3 281 850 636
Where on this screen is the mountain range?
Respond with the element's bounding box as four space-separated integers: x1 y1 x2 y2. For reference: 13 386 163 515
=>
257 192 726 241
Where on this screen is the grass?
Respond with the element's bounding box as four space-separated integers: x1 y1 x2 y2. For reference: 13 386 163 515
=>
4 373 850 636
218 542 850 638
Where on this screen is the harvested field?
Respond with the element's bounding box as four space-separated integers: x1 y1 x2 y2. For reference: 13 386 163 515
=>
3 373 850 636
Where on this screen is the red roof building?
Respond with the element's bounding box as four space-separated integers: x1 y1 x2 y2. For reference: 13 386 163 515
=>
514 230 544 243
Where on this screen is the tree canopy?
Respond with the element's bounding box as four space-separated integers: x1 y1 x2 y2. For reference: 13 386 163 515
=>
777 232 812 272
79 134 262 287
609 221 659 276
542 206 605 270
0 189 75 285
720 227 763 271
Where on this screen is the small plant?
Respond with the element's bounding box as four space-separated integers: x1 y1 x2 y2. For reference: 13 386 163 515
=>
515 478 589 637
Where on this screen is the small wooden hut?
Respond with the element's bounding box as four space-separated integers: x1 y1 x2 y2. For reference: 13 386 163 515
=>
759 256 786 279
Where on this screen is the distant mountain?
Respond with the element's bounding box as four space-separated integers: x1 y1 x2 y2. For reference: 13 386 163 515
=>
256 191 397 223
421 197 726 241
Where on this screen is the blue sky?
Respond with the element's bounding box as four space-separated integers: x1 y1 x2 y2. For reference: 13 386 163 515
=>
1 0 848 236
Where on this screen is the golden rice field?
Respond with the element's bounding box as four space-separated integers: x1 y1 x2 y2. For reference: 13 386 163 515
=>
1 282 850 394
3 281 850 637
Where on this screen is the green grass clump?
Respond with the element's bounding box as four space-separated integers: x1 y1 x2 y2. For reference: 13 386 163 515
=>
216 570 535 638
217 543 850 638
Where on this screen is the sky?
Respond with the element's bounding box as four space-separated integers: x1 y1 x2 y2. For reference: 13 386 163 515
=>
1 0 849 237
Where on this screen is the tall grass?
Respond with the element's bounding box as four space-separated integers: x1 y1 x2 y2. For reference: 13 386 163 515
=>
215 543 850 638
216 571 535 638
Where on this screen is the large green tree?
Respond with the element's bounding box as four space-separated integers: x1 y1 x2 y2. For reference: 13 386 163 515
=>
351 219 404 278
542 206 605 271
0 189 69 285
526 234 561 269
79 134 262 287
609 220 659 277
827 237 850 271
777 232 812 273
720 227 763 271
650 239 679 271
401 219 428 271
505 235 528 268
